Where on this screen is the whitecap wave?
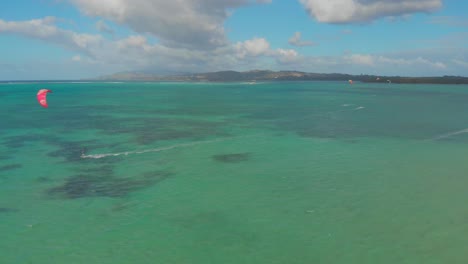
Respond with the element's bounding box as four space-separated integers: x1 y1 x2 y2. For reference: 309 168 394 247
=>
432 128 468 140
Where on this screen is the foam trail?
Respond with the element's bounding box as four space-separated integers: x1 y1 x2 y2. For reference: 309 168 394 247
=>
432 128 468 140
81 136 248 159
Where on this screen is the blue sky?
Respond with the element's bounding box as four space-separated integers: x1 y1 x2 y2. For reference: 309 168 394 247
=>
0 0 467 80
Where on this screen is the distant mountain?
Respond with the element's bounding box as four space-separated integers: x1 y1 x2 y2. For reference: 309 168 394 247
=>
93 70 468 84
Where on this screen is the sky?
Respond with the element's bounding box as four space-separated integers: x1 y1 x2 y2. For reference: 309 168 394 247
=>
0 0 467 80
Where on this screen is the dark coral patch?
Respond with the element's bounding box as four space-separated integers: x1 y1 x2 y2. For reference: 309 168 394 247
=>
0 164 22 172
0 154 12 161
212 153 251 163
74 165 114 175
3 134 57 149
0 207 19 214
46 170 173 199
36 176 52 183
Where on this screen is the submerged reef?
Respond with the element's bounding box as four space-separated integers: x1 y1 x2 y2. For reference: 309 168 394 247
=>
46 169 173 199
212 153 251 163
0 207 19 214
0 164 22 172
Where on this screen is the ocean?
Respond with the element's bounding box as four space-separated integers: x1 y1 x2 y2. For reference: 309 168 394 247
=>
1 81 468 263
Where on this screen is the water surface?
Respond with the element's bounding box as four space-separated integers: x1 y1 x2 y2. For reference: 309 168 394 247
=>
1 81 468 263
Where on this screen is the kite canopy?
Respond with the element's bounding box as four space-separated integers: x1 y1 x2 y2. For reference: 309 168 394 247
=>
37 89 52 108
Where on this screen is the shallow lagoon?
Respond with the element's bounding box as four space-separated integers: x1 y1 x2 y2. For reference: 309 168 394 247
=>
1 81 468 263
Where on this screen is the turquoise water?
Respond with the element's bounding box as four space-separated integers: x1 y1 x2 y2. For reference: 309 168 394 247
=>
2 81 468 263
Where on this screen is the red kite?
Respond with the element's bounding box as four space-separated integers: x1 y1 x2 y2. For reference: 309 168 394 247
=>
37 89 52 108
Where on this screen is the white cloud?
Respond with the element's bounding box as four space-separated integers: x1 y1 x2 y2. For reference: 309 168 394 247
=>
96 20 115 35
344 54 374 66
276 49 299 63
288 52 453 76
0 17 103 56
288 32 315 47
452 59 468 68
235 37 270 58
299 0 442 23
0 16 53 37
1 16 466 79
69 0 271 49
117 35 149 49
0 16 305 75
72 55 81 61
375 56 446 69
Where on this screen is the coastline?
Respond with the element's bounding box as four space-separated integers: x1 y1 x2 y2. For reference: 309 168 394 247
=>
2 70 468 84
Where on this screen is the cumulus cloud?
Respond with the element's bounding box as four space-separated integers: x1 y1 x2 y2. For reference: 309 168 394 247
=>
72 55 82 61
0 17 103 57
288 32 316 47
0 16 305 75
376 56 446 69
0 17 155 69
299 0 442 23
1 15 466 78
344 54 375 66
69 0 271 50
96 20 115 35
282 51 453 76
234 37 270 58
341 53 447 70
452 59 468 68
276 48 300 63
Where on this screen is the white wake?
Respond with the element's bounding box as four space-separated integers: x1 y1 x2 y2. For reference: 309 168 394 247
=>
80 136 251 159
81 139 221 159
432 128 468 140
